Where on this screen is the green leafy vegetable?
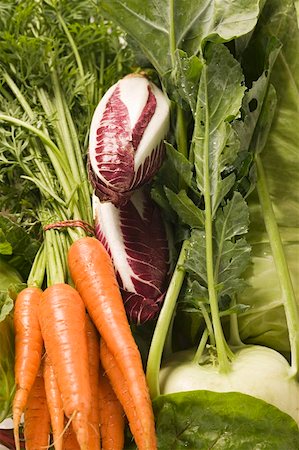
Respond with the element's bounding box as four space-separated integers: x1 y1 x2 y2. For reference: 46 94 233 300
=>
152 391 299 450
0 258 23 422
101 0 260 76
236 0 299 363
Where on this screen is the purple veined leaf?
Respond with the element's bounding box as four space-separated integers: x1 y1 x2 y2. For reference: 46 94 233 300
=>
0 428 25 449
89 74 170 206
93 187 170 324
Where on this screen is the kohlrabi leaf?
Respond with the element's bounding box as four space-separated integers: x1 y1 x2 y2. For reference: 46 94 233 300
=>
238 240 299 353
101 0 260 76
184 229 207 289
233 37 281 155
258 0 299 229
192 43 245 216
165 143 193 188
184 193 250 301
214 192 251 296
236 0 299 354
164 188 204 229
149 391 299 450
163 50 203 114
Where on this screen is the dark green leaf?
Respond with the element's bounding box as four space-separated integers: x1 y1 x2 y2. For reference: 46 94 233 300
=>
151 391 299 449
163 51 203 114
214 193 251 296
165 188 204 228
184 229 207 286
165 142 193 187
0 215 40 279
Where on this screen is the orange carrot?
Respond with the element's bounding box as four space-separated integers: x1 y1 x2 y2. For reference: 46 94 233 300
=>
68 237 156 450
63 422 80 450
85 316 101 450
98 356 125 450
38 283 91 450
23 365 51 450
13 286 43 450
43 354 64 450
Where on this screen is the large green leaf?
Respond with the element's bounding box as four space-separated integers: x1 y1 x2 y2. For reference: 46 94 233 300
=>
192 44 245 216
101 0 260 75
237 0 299 352
152 391 299 449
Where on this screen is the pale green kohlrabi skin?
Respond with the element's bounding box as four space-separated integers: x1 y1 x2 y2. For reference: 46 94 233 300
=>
160 345 299 425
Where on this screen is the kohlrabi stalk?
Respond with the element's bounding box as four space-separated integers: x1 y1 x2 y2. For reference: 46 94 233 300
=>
146 240 188 399
256 155 299 380
201 89 231 373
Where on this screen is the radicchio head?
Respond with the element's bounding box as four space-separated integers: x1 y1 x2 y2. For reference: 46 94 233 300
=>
89 74 170 206
93 188 170 324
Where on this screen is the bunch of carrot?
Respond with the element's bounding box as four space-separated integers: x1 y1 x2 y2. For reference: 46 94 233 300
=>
12 236 157 450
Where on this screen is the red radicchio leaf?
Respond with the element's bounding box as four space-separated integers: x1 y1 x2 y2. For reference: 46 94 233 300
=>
93 84 135 192
93 188 170 324
0 428 25 449
89 75 169 206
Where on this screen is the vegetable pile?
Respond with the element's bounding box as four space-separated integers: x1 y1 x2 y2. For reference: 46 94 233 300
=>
0 0 299 449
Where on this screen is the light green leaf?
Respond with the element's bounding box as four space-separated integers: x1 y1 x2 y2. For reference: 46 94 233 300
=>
0 230 12 255
237 0 299 353
192 44 244 215
101 0 260 75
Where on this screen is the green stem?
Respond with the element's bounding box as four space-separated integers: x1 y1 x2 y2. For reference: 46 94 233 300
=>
176 107 188 160
98 51 105 101
200 304 215 346
2 72 69 199
27 244 46 288
169 0 176 68
202 74 230 373
146 240 188 399
193 329 209 364
45 229 65 286
0 114 68 173
36 88 73 199
256 155 299 379
62 95 92 223
229 295 244 348
2 71 35 119
56 12 85 80
51 70 81 183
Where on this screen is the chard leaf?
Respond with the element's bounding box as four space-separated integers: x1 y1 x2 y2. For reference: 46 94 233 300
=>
192 44 245 216
165 188 204 229
101 0 260 76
